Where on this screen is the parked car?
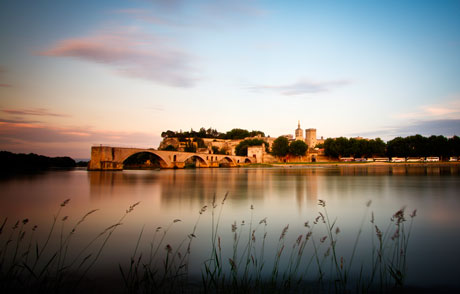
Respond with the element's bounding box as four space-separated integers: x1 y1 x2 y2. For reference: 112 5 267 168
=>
425 157 440 162
406 157 424 162
340 157 354 162
374 157 389 162
449 157 458 162
391 157 405 162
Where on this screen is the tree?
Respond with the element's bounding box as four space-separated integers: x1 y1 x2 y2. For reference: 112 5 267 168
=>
271 136 289 157
195 138 206 148
235 139 267 156
324 138 339 157
289 140 308 156
161 130 176 138
369 138 386 157
249 130 265 137
162 145 177 151
448 136 460 156
184 140 196 152
223 128 250 140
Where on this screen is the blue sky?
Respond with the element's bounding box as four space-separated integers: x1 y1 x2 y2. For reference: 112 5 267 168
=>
1 0 459 157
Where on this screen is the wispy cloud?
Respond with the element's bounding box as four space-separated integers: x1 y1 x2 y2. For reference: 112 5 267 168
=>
247 79 351 96
0 118 40 124
39 28 198 87
147 105 164 112
1 107 69 117
112 9 187 27
351 119 460 140
395 96 460 120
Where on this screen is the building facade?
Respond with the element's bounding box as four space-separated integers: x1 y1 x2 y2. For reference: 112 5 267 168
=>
295 121 304 141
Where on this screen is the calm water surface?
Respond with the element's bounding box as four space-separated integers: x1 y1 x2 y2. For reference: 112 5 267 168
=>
1 166 459 288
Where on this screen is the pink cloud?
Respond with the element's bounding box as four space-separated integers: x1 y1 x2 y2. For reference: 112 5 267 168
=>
1 107 69 117
395 96 460 120
39 29 198 87
0 121 161 158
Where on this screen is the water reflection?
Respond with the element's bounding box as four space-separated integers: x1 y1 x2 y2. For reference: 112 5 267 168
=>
88 168 324 212
2 166 459 289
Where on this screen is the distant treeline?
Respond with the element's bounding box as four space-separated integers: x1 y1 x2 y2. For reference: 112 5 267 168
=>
0 151 76 171
324 135 460 159
161 128 265 140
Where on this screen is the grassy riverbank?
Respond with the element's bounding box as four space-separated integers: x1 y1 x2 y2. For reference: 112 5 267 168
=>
0 195 420 294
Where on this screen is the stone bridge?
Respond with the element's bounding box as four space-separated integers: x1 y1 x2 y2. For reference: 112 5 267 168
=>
87 146 254 170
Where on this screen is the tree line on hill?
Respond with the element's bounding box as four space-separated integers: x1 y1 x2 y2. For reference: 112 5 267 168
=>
0 151 76 171
161 128 265 140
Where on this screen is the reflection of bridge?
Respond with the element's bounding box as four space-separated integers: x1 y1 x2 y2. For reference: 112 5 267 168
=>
87 146 254 170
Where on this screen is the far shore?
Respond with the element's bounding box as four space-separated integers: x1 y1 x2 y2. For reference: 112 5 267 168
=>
253 161 460 168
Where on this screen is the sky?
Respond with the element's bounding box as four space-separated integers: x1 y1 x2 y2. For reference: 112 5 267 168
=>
1 0 459 158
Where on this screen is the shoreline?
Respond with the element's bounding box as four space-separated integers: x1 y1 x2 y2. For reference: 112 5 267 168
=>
264 161 460 168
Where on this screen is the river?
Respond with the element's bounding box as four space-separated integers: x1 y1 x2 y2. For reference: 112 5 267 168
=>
1 165 459 291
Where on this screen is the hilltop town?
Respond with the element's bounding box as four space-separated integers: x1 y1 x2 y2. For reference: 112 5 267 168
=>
157 122 460 164
158 122 329 163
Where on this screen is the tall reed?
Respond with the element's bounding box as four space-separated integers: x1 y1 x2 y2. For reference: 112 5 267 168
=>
1 195 417 293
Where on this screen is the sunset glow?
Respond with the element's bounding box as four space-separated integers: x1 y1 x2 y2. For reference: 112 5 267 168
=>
1 0 459 158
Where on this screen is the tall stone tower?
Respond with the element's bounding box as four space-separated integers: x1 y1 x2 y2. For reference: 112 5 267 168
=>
295 121 304 141
305 128 317 149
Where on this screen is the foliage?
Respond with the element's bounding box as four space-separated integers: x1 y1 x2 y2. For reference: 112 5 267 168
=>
324 134 460 159
386 134 459 158
161 145 177 151
324 137 386 158
289 140 308 156
195 137 206 148
271 136 289 157
161 128 265 140
221 129 266 140
161 127 221 139
184 140 197 153
212 146 228 155
76 161 89 167
235 139 268 156
0 151 76 171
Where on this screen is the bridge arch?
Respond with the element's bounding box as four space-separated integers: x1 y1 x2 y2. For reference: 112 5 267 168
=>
182 154 209 167
120 150 170 168
218 156 237 166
